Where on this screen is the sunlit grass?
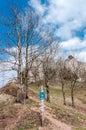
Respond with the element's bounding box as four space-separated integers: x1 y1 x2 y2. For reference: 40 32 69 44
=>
30 82 86 129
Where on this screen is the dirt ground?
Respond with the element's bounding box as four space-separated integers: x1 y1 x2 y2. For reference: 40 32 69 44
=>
0 92 72 130
0 84 86 130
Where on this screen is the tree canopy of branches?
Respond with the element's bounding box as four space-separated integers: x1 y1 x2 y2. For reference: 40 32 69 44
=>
0 4 58 103
39 40 59 102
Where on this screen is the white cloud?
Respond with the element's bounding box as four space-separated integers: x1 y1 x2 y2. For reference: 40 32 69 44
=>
56 24 73 40
28 0 46 16
60 37 86 62
61 37 86 50
28 0 86 40
0 62 17 88
27 0 86 62
76 51 86 62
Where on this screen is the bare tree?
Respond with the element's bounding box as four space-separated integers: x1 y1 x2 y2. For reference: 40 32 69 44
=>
23 10 40 99
57 58 67 105
20 9 54 100
39 39 59 102
68 66 78 107
0 7 24 82
0 3 59 104
64 56 79 107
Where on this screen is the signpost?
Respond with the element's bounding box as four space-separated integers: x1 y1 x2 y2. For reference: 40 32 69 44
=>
39 85 45 126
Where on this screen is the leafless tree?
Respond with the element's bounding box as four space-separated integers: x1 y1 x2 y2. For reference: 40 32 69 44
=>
68 64 78 107
0 6 24 103
0 3 56 102
39 39 59 102
20 9 55 100
64 56 79 107
56 58 66 105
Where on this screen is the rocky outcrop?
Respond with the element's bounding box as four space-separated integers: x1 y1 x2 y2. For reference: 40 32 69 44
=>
65 55 86 82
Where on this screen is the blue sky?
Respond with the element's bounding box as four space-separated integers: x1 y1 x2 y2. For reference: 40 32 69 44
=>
0 0 86 59
0 0 86 87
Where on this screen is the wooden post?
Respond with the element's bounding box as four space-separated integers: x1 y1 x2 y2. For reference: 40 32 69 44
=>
40 85 45 127
41 99 44 126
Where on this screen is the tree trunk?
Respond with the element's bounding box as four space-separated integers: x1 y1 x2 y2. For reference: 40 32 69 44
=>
25 68 28 99
61 82 66 105
45 83 50 102
25 37 29 99
16 88 23 103
71 86 75 107
17 37 23 103
17 29 22 85
18 45 22 84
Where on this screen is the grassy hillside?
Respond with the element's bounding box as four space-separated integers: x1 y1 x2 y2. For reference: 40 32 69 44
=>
0 82 86 130
30 82 86 130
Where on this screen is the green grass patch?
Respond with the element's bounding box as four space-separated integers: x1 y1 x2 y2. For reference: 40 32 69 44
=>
47 102 86 127
20 128 24 130
73 128 86 130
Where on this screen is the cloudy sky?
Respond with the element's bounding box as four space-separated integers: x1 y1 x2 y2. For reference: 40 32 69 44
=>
0 0 86 87
28 0 86 61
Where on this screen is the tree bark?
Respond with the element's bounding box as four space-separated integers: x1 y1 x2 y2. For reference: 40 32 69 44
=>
18 43 22 85
17 31 23 103
61 82 66 105
45 83 50 102
71 86 75 107
25 36 29 99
